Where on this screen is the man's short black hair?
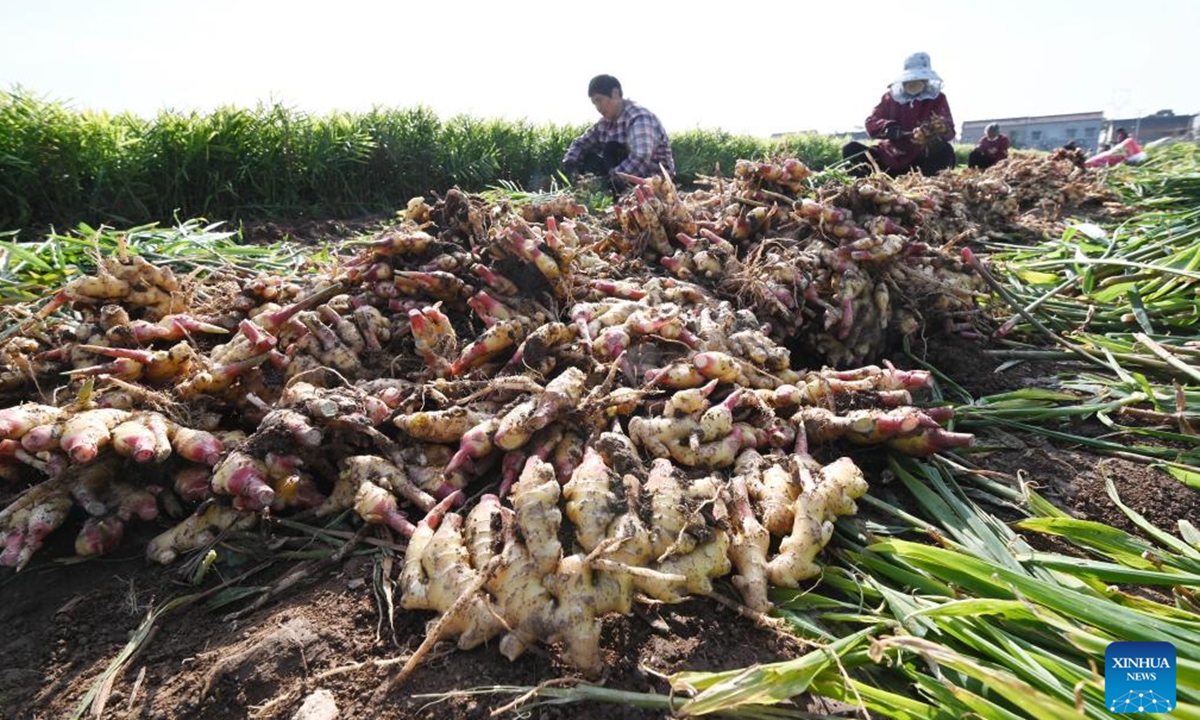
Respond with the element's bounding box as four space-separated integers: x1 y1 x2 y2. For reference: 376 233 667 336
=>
588 75 622 97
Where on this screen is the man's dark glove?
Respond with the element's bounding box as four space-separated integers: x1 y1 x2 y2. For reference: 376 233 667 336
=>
883 125 903 141
562 161 580 182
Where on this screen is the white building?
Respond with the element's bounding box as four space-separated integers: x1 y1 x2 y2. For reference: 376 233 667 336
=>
961 112 1104 151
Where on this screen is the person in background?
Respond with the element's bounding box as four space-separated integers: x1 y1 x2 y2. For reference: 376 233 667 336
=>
968 123 1010 169
842 52 957 177
561 75 675 195
1085 127 1144 168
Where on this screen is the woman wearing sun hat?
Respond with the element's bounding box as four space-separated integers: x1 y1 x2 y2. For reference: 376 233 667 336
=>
842 52 957 176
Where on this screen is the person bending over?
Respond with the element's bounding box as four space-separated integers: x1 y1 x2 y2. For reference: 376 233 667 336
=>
562 74 675 195
968 123 1010 169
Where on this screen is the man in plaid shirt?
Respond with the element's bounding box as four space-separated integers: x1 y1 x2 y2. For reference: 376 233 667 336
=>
562 75 675 193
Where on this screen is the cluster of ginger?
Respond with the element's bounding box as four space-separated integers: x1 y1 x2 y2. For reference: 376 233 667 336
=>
1 161 996 673
401 441 867 676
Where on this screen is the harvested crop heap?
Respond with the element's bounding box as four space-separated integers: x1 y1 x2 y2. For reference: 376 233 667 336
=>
1 157 990 672
895 151 1128 241
611 161 990 364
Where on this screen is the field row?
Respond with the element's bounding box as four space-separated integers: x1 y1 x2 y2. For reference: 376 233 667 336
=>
1 91 865 230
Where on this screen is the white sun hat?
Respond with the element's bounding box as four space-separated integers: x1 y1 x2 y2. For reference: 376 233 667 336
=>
894 52 942 84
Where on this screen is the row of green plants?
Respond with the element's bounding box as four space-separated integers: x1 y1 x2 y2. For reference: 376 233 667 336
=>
1 89 851 231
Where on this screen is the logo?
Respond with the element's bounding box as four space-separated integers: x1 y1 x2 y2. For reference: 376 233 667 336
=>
1105 641 1176 713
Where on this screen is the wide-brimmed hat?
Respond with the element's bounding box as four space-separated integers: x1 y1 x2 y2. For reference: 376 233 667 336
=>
894 52 942 84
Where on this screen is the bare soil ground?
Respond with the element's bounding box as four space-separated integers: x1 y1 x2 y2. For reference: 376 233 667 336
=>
240 216 394 247
3 338 1197 720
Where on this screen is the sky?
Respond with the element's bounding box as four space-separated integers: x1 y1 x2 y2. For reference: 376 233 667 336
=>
2 0 1197 137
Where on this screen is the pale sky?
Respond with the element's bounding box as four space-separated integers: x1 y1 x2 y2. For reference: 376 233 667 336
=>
2 0 1197 137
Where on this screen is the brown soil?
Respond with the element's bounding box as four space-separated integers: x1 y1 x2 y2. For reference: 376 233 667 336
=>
3 334 1198 720
0 550 802 720
240 215 394 246
916 335 1200 534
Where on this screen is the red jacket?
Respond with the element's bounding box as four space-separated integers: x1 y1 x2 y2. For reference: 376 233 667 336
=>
864 91 956 171
1084 137 1144 168
977 134 1010 160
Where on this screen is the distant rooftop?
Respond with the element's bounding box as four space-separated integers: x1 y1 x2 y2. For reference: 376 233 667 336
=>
769 130 841 138
1107 110 1196 130
962 111 1104 127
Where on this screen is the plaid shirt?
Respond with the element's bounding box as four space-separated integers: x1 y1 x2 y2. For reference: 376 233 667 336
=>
563 100 675 178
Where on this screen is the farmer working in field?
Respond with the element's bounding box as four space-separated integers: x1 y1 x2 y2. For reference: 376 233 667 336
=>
1086 127 1146 168
842 52 957 177
561 74 675 195
968 123 1010 169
